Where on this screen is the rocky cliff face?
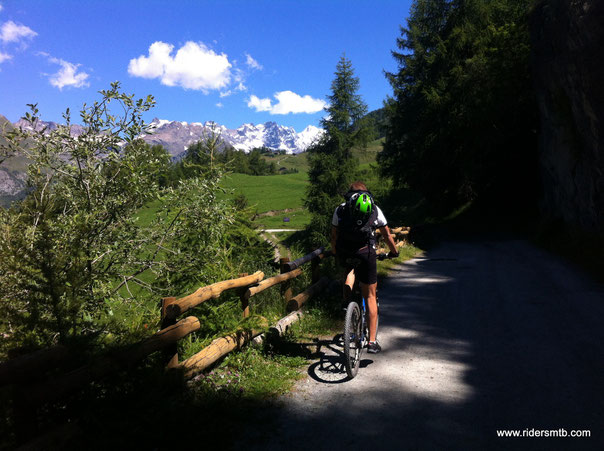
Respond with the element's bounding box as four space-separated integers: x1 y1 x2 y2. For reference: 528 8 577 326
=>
530 0 604 230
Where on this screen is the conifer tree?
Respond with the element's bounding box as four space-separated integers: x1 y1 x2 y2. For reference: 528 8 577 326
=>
379 0 538 215
306 55 369 245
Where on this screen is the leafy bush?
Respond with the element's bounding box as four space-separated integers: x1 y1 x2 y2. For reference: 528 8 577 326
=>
0 83 273 359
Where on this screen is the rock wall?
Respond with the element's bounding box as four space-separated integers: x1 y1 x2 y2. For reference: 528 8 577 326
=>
530 0 604 230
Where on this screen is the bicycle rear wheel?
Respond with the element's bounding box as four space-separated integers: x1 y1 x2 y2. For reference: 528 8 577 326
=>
343 301 363 378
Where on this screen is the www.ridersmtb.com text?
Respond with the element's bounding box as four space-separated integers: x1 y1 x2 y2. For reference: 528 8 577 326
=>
497 428 591 438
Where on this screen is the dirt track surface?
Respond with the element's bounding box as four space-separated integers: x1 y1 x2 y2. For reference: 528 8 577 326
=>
234 239 604 451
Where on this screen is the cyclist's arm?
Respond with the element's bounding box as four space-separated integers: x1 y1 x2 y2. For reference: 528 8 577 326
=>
379 226 398 255
331 226 338 255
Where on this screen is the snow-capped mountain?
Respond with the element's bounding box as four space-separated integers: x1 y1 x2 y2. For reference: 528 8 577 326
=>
8 116 324 158
144 118 323 157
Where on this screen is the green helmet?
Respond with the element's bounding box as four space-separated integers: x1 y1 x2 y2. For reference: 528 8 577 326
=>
351 192 373 217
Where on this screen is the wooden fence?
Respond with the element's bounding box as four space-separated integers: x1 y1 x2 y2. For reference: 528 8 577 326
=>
1 226 411 447
0 246 333 447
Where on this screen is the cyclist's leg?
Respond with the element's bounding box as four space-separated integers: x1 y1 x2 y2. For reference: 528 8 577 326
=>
343 268 355 303
338 252 356 305
360 282 378 342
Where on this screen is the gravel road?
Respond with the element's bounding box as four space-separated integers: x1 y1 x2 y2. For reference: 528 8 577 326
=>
234 238 604 451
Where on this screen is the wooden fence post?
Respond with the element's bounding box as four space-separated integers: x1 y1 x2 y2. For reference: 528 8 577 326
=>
239 273 249 318
161 297 178 368
280 258 292 303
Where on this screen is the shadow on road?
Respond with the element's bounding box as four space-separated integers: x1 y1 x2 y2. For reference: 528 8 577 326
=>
306 334 376 384
236 238 604 451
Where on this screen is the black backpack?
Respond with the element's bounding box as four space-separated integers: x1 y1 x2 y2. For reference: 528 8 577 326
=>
336 190 379 252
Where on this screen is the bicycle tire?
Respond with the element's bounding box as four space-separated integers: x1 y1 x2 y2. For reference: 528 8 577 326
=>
343 301 362 379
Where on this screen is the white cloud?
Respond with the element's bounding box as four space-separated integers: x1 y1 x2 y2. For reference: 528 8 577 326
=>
216 102 223 108
247 91 327 115
41 54 90 90
128 41 232 92
248 95 273 112
219 81 247 98
245 53 262 71
0 20 37 43
0 51 11 63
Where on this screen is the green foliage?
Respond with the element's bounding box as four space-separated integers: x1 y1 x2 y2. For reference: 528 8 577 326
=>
363 108 389 140
0 84 162 350
178 135 279 178
189 345 306 402
306 55 371 246
0 83 272 358
379 0 539 217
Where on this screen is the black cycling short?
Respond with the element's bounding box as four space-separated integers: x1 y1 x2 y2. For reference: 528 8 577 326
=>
338 246 377 285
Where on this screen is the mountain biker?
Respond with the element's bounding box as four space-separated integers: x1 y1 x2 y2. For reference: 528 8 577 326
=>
330 181 399 354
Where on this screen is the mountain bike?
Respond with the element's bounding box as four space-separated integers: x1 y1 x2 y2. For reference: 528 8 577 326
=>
342 252 390 379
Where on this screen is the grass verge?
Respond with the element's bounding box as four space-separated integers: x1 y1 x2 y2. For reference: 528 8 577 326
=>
377 243 423 279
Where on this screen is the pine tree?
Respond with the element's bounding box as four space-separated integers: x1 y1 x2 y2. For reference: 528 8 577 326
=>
306 55 369 246
379 0 538 215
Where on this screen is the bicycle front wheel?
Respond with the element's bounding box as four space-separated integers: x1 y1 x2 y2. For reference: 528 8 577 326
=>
343 301 363 379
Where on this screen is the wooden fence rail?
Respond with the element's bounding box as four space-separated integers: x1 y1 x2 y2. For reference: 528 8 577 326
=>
244 268 303 299
179 318 269 378
164 271 265 320
285 246 327 271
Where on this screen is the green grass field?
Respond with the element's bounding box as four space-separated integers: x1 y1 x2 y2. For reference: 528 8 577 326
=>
221 171 308 213
134 139 383 241
221 139 384 230
262 152 309 172
253 209 311 229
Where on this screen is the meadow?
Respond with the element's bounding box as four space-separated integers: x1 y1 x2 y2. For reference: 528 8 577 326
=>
219 139 384 231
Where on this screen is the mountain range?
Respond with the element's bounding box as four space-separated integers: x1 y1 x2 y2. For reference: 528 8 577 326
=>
9 116 323 157
0 114 323 205
145 118 323 157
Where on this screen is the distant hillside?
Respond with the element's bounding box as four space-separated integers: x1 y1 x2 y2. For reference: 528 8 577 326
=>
0 115 28 207
364 107 389 139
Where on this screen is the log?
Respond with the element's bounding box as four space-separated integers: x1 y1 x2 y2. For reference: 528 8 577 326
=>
285 247 326 271
376 226 410 236
244 268 303 299
286 277 330 312
179 319 268 378
165 271 264 319
130 316 200 361
269 310 306 337
0 345 70 387
21 317 200 406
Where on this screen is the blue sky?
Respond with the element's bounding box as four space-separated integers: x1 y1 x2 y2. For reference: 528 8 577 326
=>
0 0 412 132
